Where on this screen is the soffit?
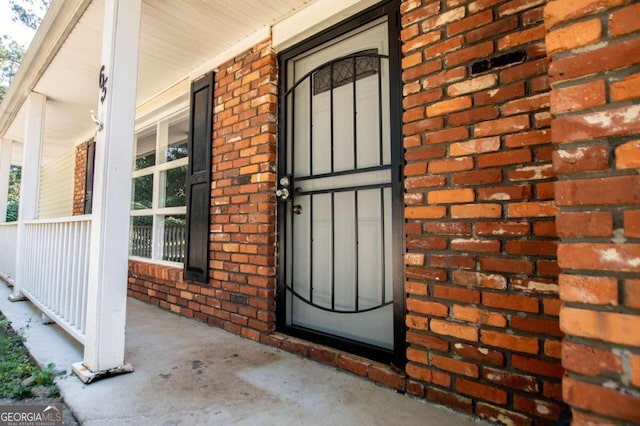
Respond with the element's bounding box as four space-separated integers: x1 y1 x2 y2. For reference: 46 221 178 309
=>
3 0 313 165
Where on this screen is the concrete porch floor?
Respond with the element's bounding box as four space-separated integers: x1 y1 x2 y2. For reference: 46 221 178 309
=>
0 283 487 425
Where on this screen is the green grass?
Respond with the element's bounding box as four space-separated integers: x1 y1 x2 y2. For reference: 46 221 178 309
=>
0 313 59 399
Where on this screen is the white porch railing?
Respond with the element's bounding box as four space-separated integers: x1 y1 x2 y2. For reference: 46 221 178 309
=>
0 222 18 282
19 216 91 344
163 224 186 263
130 225 151 258
130 224 185 263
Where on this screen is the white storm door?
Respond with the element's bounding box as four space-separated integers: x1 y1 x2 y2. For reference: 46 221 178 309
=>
282 19 394 350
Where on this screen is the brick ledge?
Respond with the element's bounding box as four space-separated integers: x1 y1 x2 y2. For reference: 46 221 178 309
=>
260 332 406 392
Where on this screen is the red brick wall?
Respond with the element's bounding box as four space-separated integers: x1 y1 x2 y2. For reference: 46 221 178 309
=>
128 260 195 316
72 141 89 216
128 259 254 330
209 38 278 340
545 0 640 424
400 0 565 423
128 39 279 342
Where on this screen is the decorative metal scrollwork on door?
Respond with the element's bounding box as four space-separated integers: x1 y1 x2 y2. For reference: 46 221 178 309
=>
281 50 393 315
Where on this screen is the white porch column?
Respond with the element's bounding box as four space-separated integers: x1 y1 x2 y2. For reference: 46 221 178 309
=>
73 0 141 382
0 139 13 222
10 92 46 300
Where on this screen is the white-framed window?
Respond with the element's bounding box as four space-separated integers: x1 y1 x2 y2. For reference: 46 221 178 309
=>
130 112 188 264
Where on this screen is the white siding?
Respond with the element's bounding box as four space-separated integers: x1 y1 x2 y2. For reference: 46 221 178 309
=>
38 148 74 218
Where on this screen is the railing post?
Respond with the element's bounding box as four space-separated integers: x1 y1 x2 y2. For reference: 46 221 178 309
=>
72 0 141 383
0 139 12 223
11 92 46 302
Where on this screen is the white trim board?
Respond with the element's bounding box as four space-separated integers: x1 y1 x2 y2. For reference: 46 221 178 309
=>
271 0 380 52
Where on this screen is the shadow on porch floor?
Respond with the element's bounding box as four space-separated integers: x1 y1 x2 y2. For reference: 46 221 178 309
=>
0 284 486 425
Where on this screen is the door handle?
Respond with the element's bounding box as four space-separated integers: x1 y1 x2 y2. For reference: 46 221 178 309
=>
276 175 292 201
276 187 290 201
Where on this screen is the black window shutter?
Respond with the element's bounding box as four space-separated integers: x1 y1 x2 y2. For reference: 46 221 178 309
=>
184 72 214 283
83 140 96 215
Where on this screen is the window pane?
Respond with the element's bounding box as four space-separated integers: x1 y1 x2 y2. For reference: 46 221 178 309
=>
132 174 153 210
163 215 186 263
130 113 189 264
130 216 152 258
165 118 189 162
162 166 186 208
136 152 156 170
135 128 156 170
166 141 187 162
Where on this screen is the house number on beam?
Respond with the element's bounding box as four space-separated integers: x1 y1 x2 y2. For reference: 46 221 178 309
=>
99 65 108 104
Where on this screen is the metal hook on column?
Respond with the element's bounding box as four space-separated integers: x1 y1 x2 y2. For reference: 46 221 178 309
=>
90 110 103 132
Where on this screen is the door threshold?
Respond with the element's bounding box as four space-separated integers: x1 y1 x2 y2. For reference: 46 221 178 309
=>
260 331 406 392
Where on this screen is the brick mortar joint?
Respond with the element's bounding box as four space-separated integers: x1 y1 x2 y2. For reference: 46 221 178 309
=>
544 3 638 34
565 369 640 396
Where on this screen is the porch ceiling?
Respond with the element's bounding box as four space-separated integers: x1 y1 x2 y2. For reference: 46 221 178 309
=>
0 0 312 166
